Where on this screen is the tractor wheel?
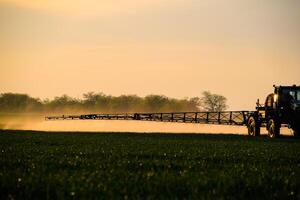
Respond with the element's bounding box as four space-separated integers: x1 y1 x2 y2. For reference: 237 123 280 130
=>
247 116 260 136
267 119 280 138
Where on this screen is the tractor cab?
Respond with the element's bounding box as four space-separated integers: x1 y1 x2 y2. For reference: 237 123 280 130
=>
274 85 300 109
263 85 300 111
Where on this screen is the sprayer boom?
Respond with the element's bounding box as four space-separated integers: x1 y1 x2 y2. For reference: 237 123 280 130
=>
46 111 252 126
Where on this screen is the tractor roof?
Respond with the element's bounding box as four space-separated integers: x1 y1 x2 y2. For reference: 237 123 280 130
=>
273 85 300 89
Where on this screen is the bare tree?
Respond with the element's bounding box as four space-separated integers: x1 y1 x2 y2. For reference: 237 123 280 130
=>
200 91 228 112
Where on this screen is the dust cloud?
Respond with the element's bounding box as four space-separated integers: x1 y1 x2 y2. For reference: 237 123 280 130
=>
0 113 293 136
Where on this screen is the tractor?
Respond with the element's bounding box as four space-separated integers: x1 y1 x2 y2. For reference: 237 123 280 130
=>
247 85 300 137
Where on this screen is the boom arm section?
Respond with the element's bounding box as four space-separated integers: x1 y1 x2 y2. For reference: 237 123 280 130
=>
46 111 253 126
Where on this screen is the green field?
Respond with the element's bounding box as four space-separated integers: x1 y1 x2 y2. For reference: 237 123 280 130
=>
0 130 300 199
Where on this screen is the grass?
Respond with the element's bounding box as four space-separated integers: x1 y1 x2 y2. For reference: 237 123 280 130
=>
0 130 300 199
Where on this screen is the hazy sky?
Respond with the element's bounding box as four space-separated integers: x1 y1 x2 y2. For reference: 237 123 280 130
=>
1 0 299 110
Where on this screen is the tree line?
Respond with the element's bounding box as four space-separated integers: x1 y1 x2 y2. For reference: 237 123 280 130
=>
0 91 227 113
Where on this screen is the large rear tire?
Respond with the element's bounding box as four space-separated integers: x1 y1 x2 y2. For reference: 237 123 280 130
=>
267 119 280 138
247 116 260 136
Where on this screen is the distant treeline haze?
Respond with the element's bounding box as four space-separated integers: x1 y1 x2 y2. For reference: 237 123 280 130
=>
0 92 227 113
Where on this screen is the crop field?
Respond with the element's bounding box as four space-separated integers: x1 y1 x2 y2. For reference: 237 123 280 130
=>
0 130 300 199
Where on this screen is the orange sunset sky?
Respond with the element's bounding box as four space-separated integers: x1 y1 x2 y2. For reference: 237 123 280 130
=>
0 0 299 110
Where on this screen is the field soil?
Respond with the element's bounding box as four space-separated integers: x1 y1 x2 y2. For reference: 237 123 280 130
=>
0 130 300 199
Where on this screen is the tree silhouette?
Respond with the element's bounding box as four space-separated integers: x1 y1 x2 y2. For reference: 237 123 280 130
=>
200 91 228 112
0 91 227 113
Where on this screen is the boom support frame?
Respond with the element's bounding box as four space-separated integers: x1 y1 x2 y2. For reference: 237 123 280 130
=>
46 111 253 126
